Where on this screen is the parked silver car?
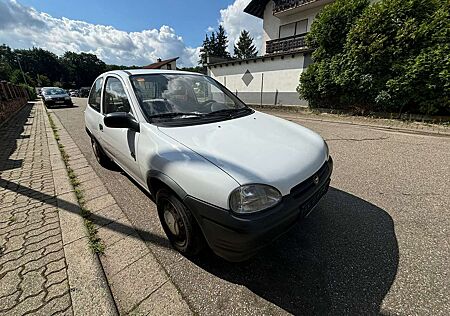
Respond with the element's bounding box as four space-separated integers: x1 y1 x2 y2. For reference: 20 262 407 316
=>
41 87 73 107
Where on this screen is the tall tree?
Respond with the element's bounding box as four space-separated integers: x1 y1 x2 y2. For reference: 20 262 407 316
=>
60 51 106 87
0 44 14 80
215 25 231 59
15 47 63 84
199 34 211 64
198 26 231 64
234 30 258 59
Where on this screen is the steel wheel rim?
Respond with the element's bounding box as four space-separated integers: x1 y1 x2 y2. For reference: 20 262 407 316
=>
92 141 100 162
163 201 187 247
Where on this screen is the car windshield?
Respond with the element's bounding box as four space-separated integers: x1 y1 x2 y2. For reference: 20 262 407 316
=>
129 74 248 121
43 88 66 95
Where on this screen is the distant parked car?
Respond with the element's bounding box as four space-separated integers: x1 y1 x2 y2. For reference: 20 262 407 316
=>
41 87 73 107
84 70 332 262
70 91 79 97
79 87 90 97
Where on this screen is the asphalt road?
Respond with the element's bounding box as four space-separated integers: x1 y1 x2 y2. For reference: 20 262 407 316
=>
52 98 450 315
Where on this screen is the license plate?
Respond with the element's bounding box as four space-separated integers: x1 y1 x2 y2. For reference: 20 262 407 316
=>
299 182 329 217
56 101 64 104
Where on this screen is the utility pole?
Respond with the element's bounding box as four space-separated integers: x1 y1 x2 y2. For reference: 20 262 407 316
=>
16 53 28 86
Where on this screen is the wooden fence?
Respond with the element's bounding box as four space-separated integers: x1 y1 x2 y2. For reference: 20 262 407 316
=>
0 81 30 125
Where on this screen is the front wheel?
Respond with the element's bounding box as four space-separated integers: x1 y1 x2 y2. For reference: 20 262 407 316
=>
156 189 204 256
91 137 110 167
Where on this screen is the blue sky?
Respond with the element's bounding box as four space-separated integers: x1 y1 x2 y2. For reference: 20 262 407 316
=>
0 0 262 66
16 0 234 48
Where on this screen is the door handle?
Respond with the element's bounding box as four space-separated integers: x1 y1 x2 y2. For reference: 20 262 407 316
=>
99 124 103 131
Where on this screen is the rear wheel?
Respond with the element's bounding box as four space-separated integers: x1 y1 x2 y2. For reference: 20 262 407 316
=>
156 189 204 256
91 137 110 167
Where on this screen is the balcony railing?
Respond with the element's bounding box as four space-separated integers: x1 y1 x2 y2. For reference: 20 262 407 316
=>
273 0 319 14
266 34 307 55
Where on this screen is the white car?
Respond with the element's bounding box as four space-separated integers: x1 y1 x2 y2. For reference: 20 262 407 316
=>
84 69 332 261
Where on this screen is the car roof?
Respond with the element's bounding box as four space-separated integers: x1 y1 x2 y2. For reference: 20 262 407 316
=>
102 69 203 78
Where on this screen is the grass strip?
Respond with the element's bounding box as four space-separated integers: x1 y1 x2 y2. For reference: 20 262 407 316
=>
47 110 105 253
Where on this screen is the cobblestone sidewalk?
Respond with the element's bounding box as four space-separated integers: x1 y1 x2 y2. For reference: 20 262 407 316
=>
0 102 116 316
0 103 72 315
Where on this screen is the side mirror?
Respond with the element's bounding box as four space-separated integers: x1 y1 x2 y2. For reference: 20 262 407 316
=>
104 112 140 132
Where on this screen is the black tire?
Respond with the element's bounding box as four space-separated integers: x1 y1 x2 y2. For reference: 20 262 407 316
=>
91 137 111 167
156 188 204 256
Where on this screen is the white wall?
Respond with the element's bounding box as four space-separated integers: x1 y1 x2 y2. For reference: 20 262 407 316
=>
161 60 177 70
208 54 308 106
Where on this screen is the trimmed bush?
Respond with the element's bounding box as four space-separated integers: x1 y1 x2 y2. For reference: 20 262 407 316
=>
299 0 450 115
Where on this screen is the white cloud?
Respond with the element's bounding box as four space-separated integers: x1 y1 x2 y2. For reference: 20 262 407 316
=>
0 0 200 66
206 26 215 33
219 0 263 55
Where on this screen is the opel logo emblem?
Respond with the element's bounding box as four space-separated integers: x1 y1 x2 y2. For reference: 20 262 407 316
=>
313 175 320 185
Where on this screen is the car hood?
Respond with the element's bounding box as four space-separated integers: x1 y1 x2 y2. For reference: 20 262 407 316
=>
45 94 68 98
157 111 328 195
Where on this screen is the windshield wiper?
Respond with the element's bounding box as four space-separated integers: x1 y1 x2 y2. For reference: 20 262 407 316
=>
149 112 206 120
206 108 250 117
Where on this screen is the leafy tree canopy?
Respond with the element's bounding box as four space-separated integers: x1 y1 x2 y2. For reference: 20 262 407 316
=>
299 0 449 115
0 44 142 89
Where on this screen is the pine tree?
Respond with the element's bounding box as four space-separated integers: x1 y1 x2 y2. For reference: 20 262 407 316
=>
198 34 211 64
234 30 258 59
198 26 232 65
215 25 231 59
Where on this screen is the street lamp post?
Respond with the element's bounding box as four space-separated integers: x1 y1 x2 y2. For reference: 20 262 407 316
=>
16 53 28 86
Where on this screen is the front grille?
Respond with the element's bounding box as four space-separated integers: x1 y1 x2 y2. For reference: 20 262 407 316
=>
290 162 330 199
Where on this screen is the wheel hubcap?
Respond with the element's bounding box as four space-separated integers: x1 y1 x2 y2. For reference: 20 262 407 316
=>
92 141 100 161
164 209 179 236
162 202 186 245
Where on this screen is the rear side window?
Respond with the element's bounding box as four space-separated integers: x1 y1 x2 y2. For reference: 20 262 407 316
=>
88 78 103 112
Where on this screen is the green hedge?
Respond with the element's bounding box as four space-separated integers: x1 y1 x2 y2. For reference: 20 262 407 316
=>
298 0 449 115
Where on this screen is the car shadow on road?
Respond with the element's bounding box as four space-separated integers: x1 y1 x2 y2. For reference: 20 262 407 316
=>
192 187 399 315
45 104 79 109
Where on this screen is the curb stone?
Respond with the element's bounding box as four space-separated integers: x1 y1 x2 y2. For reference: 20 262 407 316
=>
47 108 193 315
43 102 118 316
264 111 450 138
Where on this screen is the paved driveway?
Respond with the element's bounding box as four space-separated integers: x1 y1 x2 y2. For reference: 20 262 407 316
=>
52 98 449 315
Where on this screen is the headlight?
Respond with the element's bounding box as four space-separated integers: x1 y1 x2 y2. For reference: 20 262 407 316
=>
324 140 329 160
65 96 71 100
229 184 282 214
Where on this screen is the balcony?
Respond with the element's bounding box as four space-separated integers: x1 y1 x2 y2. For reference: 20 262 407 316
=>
273 0 333 16
266 34 307 55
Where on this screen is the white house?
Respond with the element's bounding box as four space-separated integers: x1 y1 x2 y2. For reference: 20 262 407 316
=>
207 0 334 106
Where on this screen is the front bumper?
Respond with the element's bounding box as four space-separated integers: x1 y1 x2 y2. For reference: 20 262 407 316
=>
184 157 333 262
44 99 73 107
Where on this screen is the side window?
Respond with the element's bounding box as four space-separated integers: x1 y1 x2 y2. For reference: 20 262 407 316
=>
103 77 131 114
88 78 103 112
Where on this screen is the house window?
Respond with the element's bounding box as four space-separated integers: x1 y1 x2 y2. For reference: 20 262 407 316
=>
296 19 308 35
279 22 296 38
167 64 172 70
279 19 308 38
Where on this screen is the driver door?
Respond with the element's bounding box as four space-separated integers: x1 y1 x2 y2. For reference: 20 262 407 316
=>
100 76 142 180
